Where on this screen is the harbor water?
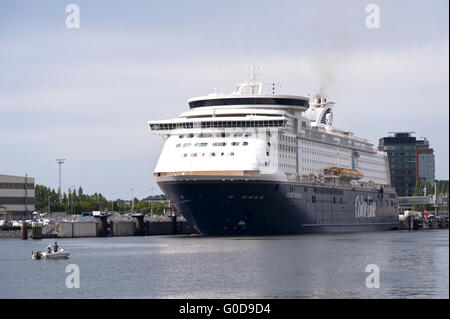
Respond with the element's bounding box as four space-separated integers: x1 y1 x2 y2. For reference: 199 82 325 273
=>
0 230 448 299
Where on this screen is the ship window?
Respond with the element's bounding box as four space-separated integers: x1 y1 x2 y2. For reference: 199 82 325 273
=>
179 135 183 138
189 97 308 108
243 142 249 146
210 152 216 156
194 143 208 147
183 143 191 147
191 153 197 157
230 152 234 156
232 142 240 146
183 153 187 157
213 142 227 146
176 144 182 148
221 152 224 156
188 133 194 138
312 196 316 203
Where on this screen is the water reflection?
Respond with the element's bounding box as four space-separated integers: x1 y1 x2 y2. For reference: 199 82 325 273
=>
0 230 447 298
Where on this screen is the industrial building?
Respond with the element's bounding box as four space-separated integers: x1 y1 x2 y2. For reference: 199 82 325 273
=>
0 174 35 220
379 133 436 196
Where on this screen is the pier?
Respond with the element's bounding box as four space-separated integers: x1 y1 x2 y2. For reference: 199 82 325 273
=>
0 214 198 239
398 215 448 231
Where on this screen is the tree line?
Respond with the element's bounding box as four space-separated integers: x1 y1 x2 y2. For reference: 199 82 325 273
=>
34 185 168 215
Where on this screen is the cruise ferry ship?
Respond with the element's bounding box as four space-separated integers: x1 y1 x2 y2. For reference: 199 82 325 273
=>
148 77 398 235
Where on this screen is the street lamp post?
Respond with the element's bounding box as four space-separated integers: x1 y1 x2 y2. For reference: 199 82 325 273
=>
56 158 65 204
150 187 154 215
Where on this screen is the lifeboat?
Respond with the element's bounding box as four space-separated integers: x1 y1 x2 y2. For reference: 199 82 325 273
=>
324 167 363 180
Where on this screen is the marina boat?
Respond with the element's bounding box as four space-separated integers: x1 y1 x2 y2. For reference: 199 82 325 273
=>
32 248 70 260
147 74 399 235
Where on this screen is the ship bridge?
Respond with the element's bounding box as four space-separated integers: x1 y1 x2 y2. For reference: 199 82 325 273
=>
187 80 309 111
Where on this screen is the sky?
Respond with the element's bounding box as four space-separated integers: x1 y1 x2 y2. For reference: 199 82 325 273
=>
0 0 448 200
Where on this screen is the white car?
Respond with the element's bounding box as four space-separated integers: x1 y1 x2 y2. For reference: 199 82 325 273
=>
0 220 5 227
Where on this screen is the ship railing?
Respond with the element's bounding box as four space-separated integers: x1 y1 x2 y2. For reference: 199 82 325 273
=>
285 173 393 191
148 118 288 133
297 129 376 153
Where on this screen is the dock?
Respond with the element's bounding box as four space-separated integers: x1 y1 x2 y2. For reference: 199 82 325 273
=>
398 216 448 231
0 215 198 239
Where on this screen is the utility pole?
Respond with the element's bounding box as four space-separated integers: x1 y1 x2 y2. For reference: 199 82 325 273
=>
70 185 76 215
131 187 134 213
150 187 154 215
24 174 28 221
56 158 65 204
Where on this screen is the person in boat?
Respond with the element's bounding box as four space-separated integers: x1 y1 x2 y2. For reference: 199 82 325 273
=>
47 245 52 253
53 241 59 252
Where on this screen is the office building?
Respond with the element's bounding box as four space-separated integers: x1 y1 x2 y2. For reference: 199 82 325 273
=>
0 174 35 220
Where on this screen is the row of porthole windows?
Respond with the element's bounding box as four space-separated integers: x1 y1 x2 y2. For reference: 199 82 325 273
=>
183 152 235 157
280 154 295 160
179 133 252 139
302 167 322 173
176 142 249 148
179 194 264 200
232 195 264 200
302 158 335 166
279 144 296 152
280 134 296 144
300 140 340 152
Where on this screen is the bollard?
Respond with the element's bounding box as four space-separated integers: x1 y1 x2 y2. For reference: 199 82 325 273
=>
32 222 42 239
21 222 28 240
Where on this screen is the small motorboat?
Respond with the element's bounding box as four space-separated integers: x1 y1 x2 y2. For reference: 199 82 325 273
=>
32 248 70 260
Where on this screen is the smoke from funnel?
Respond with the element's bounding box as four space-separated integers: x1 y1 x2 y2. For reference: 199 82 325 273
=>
313 51 346 97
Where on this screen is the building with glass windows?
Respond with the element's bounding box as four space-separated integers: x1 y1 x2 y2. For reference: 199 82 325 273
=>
379 133 436 196
416 137 435 185
379 132 417 196
0 174 35 220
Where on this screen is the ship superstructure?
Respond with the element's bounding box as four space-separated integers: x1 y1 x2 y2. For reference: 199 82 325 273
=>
148 78 398 235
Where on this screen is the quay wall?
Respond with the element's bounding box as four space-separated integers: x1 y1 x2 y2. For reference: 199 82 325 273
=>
57 222 97 238
0 229 31 238
0 219 198 238
113 221 136 236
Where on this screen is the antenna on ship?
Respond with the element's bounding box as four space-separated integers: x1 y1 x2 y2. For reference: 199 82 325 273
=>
249 65 259 82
